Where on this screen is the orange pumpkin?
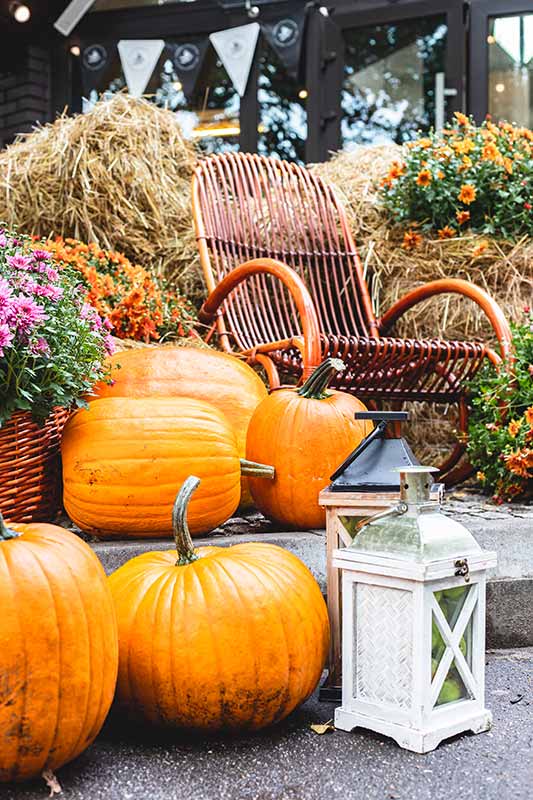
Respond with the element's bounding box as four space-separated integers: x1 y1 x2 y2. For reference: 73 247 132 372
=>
62 396 272 538
109 477 329 730
246 358 372 529
0 515 118 782
92 347 268 505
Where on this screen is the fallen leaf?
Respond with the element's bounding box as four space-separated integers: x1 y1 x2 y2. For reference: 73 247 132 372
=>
310 719 335 735
42 770 62 797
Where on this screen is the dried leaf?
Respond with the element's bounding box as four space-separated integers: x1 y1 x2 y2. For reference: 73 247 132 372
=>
310 719 335 735
42 769 62 797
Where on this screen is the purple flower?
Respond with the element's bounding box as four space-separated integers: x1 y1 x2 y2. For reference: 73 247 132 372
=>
30 336 50 356
45 266 59 283
103 333 115 355
27 282 63 302
32 249 51 262
0 277 13 322
6 254 33 271
0 323 13 356
12 294 47 334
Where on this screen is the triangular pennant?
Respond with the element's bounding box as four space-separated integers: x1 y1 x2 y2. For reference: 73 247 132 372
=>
209 23 260 97
118 39 165 98
80 42 118 97
261 9 307 80
170 39 210 101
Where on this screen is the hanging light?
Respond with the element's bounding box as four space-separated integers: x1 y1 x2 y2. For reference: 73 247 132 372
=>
70 45 81 57
10 2 31 23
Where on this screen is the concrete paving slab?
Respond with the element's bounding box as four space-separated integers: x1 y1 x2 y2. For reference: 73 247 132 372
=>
4 649 533 800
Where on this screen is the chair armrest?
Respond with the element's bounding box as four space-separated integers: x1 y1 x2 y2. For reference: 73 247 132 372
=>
377 278 513 362
198 258 322 377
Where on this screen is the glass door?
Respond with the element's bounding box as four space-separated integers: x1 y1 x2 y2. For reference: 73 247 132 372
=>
470 1 533 126
333 0 465 150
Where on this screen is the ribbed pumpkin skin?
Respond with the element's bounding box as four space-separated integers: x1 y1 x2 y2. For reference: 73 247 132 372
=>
62 397 241 538
0 524 118 782
109 542 329 730
93 347 267 505
246 389 371 529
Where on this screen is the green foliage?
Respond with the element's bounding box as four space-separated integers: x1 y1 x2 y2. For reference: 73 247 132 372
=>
380 114 533 241
467 310 533 502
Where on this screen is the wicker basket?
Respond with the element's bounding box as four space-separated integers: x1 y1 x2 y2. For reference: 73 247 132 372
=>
0 407 70 523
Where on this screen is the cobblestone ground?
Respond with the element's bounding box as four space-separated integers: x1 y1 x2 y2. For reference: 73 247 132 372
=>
5 649 533 800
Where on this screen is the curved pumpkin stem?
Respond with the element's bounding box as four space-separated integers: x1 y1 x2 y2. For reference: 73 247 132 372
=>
0 513 20 541
172 477 200 566
240 459 275 479
297 358 345 400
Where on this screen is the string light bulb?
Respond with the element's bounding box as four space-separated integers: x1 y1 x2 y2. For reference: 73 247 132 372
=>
70 45 81 57
10 2 31 23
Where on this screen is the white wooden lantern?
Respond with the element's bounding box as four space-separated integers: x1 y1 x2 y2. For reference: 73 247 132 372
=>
333 466 497 753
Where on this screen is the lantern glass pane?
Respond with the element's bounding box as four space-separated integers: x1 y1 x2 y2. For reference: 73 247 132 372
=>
339 515 364 539
431 585 474 707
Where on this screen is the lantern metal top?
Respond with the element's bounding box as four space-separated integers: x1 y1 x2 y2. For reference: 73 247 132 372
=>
328 411 419 493
347 466 482 564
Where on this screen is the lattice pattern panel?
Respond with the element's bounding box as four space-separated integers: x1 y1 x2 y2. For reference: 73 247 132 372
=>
354 583 413 709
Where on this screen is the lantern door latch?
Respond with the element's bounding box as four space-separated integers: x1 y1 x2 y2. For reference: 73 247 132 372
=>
454 558 470 582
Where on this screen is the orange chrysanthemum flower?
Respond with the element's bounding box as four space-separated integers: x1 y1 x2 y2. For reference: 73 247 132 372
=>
503 156 513 174
453 138 476 155
416 169 432 186
458 184 476 204
508 419 522 438
402 230 423 250
472 240 489 257
525 407 533 427
456 210 471 225
454 112 470 127
438 225 455 239
482 142 500 161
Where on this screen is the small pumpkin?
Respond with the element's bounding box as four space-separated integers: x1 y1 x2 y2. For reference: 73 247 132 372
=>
246 358 372 529
0 515 118 783
62 396 273 538
109 477 329 730
92 347 268 505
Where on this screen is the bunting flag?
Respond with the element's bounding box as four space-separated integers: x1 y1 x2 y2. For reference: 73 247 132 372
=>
209 23 260 97
261 9 307 80
80 42 117 98
117 39 165 98
171 40 210 100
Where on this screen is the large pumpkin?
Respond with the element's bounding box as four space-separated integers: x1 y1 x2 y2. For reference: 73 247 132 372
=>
92 347 268 505
109 477 329 730
246 358 372 529
62 396 272 538
0 515 118 782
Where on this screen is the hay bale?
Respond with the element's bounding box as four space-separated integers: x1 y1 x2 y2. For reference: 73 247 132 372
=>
0 94 202 301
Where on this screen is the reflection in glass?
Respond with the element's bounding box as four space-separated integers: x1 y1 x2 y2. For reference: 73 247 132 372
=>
257 42 307 163
341 16 446 148
488 14 533 127
83 43 239 154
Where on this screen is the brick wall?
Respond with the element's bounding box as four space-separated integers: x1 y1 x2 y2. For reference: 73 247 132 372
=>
0 46 51 147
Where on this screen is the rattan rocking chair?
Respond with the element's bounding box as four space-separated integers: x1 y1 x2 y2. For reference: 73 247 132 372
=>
193 152 512 484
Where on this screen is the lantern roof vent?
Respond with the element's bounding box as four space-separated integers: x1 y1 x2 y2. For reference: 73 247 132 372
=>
328 411 419 493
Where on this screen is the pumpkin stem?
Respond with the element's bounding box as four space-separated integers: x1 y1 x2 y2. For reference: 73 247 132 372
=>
0 513 21 541
239 459 275 479
297 358 346 400
172 477 200 566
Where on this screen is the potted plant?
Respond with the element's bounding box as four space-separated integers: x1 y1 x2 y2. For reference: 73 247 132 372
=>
0 229 113 522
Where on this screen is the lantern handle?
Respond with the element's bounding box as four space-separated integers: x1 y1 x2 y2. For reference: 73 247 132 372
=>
353 502 408 536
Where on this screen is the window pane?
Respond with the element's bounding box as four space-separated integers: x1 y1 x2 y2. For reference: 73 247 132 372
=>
82 40 239 153
257 42 307 163
92 0 192 10
488 14 533 128
341 16 447 148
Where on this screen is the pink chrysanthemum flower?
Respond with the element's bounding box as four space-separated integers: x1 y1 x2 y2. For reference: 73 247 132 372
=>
0 233 8 248
13 294 47 334
6 254 33 271
0 277 13 322
30 336 51 356
0 323 14 356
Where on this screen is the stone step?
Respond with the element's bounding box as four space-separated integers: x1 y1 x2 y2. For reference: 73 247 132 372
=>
89 493 533 649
